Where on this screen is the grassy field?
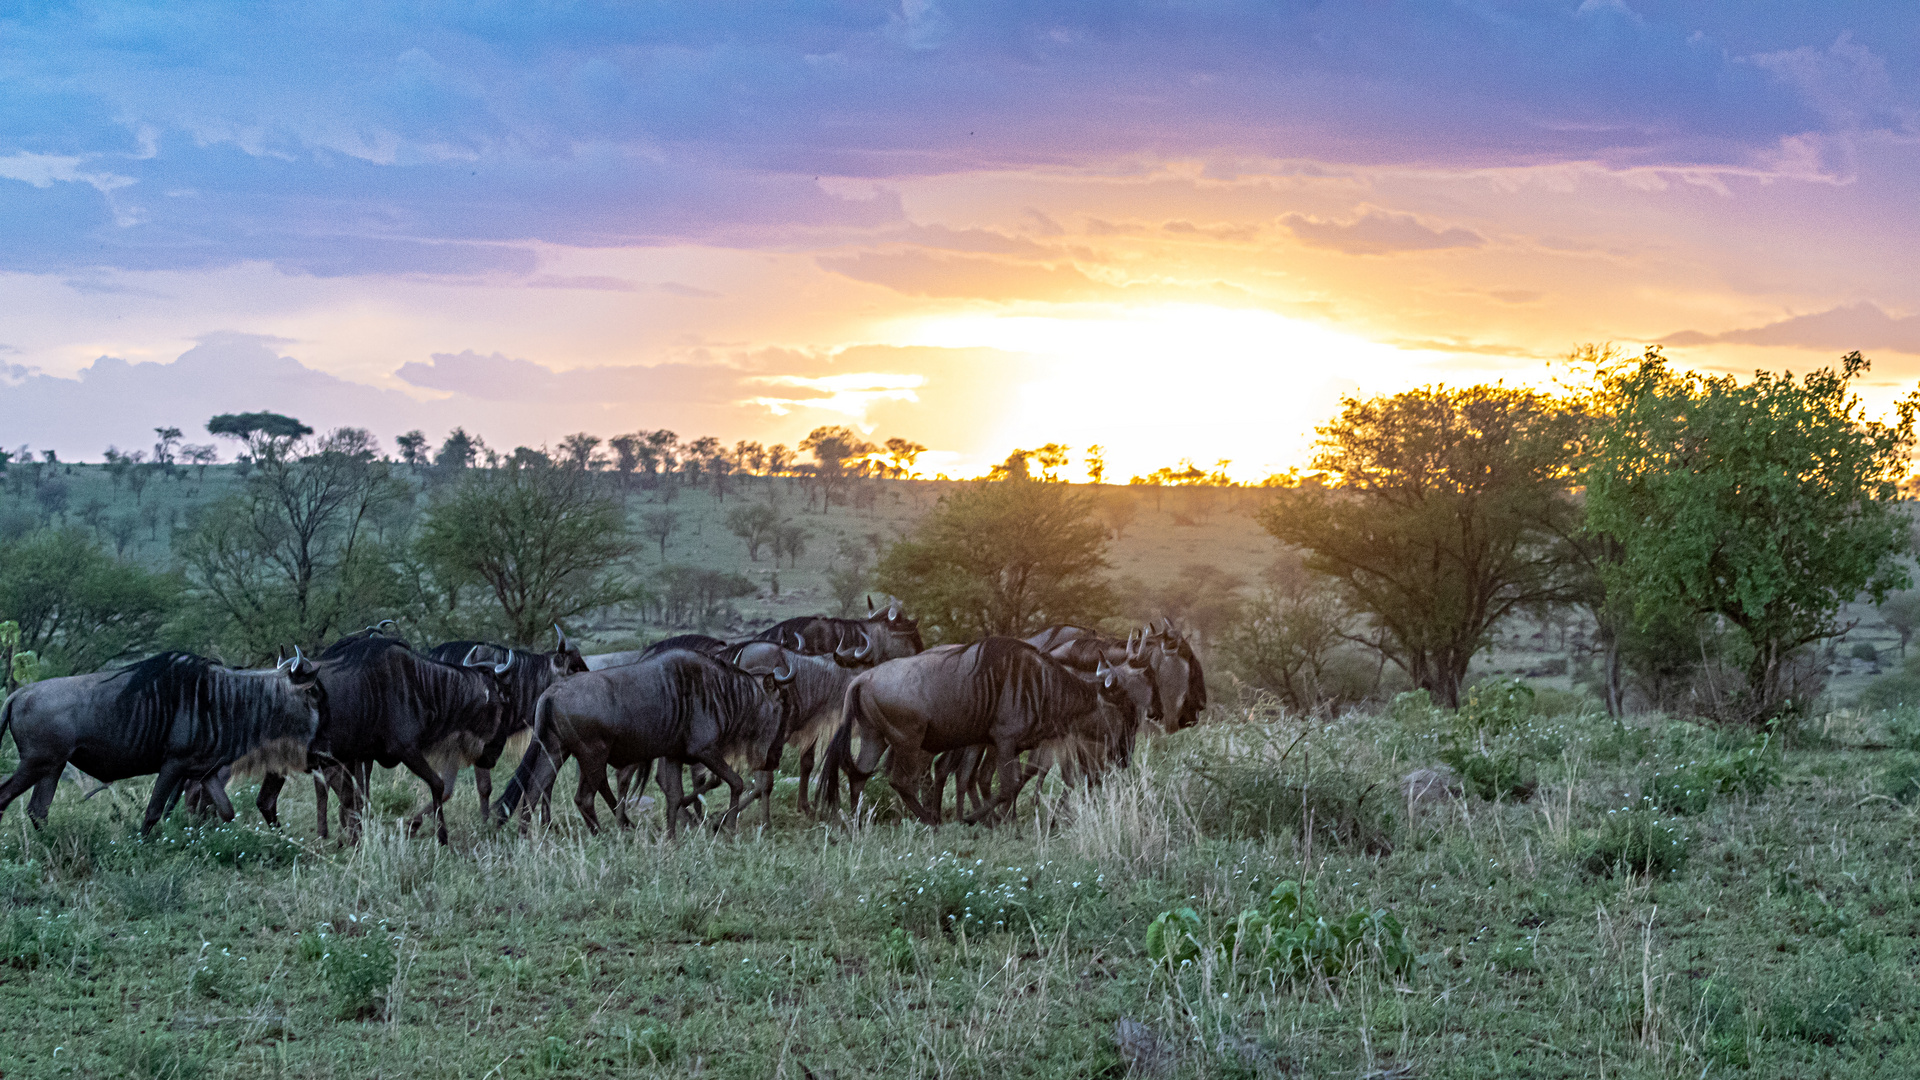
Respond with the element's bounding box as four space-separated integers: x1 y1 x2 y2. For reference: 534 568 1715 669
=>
2 692 1917 1078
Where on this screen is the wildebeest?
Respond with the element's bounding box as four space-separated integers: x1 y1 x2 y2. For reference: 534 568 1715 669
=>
818 636 1158 825
425 626 587 812
495 647 797 835
584 633 728 672
1029 621 1205 730
0 651 323 834
252 635 509 843
756 599 923 662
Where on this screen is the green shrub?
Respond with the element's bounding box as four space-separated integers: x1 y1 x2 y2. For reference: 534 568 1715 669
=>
1437 744 1537 802
1146 880 1414 985
1456 678 1535 739
1583 798 1690 876
1850 642 1878 663
186 822 302 869
1186 754 1395 852
1881 757 1920 804
1645 737 1779 815
304 918 397 1020
0 908 79 969
1857 668 1920 712
886 851 1101 937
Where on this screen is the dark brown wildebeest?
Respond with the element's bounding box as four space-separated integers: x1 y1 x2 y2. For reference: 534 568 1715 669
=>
251 635 509 844
425 626 587 813
755 599 924 662
1028 622 1204 729
936 636 1165 820
0 651 323 834
494 648 797 835
817 636 1158 825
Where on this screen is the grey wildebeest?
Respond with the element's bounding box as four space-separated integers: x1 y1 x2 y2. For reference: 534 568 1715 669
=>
495 647 797 835
425 625 587 812
0 651 323 834
818 636 1159 825
755 600 924 661
253 634 508 844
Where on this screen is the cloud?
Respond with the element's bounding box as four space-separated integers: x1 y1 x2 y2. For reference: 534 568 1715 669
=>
1658 302 1920 353
815 250 1111 301
0 4 1909 275
0 335 1049 461
1281 208 1485 256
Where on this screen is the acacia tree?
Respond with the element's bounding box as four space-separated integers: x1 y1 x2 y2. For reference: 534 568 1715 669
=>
416 462 637 645
1257 385 1584 708
1585 349 1917 721
876 475 1113 643
179 423 405 659
0 527 181 675
800 425 876 508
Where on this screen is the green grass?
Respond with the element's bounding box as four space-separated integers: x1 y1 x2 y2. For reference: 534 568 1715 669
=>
1 704 1917 1078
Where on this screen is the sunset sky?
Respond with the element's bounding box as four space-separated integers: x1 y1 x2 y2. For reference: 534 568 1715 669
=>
2 3 1917 480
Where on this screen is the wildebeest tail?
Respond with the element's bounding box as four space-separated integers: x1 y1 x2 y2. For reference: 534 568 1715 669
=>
817 680 863 813
0 691 15 747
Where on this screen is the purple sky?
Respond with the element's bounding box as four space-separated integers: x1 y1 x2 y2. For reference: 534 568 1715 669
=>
2 2 1916 477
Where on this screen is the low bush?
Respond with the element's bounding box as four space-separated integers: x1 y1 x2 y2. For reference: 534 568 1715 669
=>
0 908 80 969
1582 797 1690 876
1146 880 1414 986
1881 757 1920 804
300 918 397 1020
1643 736 1779 815
886 851 1102 937
1436 744 1537 802
1186 755 1396 851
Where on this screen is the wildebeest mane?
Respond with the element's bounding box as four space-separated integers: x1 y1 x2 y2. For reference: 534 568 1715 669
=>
642 634 730 659
107 652 313 766
959 637 1097 727
426 640 552 728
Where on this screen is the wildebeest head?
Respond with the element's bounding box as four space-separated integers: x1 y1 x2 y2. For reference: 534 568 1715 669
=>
551 624 588 676
864 597 924 657
1094 651 1161 731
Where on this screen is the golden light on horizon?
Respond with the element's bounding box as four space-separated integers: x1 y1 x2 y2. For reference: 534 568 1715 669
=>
892 303 1472 481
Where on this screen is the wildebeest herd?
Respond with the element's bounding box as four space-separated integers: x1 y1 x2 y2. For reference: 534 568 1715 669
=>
0 600 1205 844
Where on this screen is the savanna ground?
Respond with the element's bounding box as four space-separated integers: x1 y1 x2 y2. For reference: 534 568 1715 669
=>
3 689 1918 1079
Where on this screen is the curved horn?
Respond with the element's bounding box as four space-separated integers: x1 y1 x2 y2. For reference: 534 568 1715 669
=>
553 623 571 652
461 644 487 668
1160 618 1174 636
493 649 515 676
773 652 796 684
276 650 294 671
867 595 876 613
887 601 900 621
851 626 876 662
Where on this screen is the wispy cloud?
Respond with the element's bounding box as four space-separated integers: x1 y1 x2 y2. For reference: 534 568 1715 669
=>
1281 208 1484 256
1659 302 1920 354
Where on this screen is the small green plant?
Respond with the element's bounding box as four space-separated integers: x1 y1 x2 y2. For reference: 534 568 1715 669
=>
1582 797 1690 876
887 852 1101 937
1644 736 1779 815
188 947 238 1000
879 927 916 973
307 919 396 1020
1146 880 1414 985
1880 756 1920 804
0 909 80 969
1455 678 1535 739
183 822 303 869
1437 744 1537 802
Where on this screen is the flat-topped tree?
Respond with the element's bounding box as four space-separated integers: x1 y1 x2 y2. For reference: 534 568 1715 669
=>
207 411 313 462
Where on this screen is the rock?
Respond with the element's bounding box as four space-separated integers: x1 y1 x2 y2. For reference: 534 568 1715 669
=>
1115 1019 1175 1076
1401 765 1459 806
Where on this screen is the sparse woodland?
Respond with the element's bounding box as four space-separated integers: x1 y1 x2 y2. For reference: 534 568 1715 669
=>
4 351 1920 1077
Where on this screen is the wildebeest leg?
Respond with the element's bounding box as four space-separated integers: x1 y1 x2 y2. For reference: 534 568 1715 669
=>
397 751 453 844
963 741 1030 826
884 746 942 826
22 772 62 827
655 761 686 840
408 760 464 834
310 772 332 840
794 744 816 816
690 751 749 830
142 759 195 835
473 766 493 819
570 742 611 834
843 735 887 818
256 772 285 829
202 774 237 823
0 760 60 825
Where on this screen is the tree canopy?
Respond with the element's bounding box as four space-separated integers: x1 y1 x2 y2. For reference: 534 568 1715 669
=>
415 461 637 645
0 527 181 675
1257 384 1584 707
875 476 1113 643
1584 349 1917 720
